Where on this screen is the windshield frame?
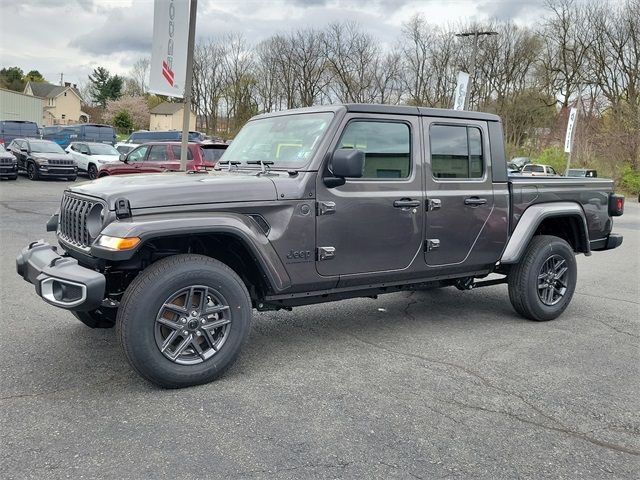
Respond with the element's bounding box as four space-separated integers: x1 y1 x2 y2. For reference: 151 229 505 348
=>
220 111 336 170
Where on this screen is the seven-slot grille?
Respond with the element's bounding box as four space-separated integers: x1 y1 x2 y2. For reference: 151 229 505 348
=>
58 193 102 250
48 159 75 166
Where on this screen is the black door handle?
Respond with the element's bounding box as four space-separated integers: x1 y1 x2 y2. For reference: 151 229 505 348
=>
394 199 420 208
464 197 487 206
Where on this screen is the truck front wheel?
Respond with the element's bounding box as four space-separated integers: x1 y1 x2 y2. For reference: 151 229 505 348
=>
116 254 252 388
507 235 577 321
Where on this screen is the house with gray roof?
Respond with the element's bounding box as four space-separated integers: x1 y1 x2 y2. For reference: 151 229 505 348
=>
24 81 89 126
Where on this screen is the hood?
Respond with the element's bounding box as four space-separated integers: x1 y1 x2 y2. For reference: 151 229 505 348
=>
91 154 120 163
32 152 72 162
69 170 278 210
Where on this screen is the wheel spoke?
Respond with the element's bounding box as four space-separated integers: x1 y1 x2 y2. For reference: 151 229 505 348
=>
205 304 230 315
161 329 179 352
553 259 566 274
191 338 206 359
157 317 182 330
169 334 193 360
202 329 218 351
554 266 568 280
163 303 188 316
197 287 209 312
202 318 231 330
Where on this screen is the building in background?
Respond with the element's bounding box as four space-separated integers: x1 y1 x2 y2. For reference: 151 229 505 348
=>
0 88 44 125
149 102 196 131
23 81 89 126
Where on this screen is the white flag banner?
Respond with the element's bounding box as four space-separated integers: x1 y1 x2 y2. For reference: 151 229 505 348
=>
564 107 578 153
453 71 470 111
149 0 190 97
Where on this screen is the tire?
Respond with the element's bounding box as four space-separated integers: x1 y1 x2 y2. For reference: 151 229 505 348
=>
116 254 252 388
508 235 577 321
88 164 98 180
72 308 116 328
27 162 39 181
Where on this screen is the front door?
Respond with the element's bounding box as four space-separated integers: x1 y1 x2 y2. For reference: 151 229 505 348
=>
316 114 423 276
423 118 495 268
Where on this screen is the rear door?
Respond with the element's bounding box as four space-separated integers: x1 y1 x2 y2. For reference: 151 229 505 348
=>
143 144 175 172
423 118 496 268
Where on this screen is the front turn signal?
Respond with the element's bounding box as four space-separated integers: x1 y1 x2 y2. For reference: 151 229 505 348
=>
96 235 140 250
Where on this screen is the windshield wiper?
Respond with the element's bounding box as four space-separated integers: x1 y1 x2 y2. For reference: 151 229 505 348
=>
216 160 241 171
246 160 274 174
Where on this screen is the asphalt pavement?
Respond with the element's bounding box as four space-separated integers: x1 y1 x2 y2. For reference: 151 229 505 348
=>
1 176 638 479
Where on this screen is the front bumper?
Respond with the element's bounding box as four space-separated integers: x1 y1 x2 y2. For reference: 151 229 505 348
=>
16 240 105 311
37 166 77 177
0 165 17 176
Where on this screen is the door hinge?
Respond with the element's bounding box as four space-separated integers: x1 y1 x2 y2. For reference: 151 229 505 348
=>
425 239 440 251
317 201 336 216
317 246 336 261
427 198 442 211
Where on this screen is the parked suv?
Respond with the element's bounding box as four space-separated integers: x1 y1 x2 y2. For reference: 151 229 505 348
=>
16 104 624 388
567 168 597 178
0 149 18 180
66 142 120 179
0 120 39 149
521 164 558 176
9 138 77 180
97 142 222 177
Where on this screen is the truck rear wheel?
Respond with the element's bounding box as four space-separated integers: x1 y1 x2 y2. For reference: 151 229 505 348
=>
116 254 252 388
508 235 577 321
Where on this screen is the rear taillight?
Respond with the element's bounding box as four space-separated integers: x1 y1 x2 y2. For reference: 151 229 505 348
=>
608 194 624 217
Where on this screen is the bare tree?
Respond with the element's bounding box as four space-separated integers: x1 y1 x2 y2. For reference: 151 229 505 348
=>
130 57 150 95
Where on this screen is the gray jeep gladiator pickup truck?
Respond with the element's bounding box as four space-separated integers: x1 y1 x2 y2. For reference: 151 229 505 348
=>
16 104 625 388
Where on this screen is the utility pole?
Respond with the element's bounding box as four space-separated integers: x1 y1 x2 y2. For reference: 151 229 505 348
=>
179 0 198 172
59 73 64 86
455 30 498 110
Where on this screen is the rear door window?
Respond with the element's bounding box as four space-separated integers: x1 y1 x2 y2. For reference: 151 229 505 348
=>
148 145 170 162
430 125 484 179
171 145 193 160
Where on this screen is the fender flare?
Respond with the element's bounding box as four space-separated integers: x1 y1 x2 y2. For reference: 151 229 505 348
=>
500 202 589 264
92 212 292 293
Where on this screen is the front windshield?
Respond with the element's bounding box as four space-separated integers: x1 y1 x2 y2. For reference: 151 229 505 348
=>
30 141 65 154
221 112 334 168
89 144 119 155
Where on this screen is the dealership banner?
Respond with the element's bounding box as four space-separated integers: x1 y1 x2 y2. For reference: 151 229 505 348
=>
564 107 578 153
149 0 190 97
453 71 469 110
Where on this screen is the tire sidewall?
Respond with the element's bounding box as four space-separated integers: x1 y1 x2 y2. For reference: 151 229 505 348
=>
88 164 97 180
118 258 251 387
28 162 37 180
523 238 577 321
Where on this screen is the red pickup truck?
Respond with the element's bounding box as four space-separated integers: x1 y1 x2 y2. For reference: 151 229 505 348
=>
97 142 227 177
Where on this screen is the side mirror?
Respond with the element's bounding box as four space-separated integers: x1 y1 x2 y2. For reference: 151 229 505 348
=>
119 153 128 163
324 148 364 187
21 148 28 153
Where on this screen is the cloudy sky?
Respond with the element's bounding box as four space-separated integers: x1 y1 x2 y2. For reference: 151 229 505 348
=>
0 0 551 87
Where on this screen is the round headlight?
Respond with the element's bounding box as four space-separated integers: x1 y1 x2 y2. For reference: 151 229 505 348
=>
86 203 105 239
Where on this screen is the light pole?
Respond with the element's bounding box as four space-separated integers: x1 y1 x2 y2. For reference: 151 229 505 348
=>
179 0 198 172
455 30 498 110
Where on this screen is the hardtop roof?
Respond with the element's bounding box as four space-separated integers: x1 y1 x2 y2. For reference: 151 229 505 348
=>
253 104 501 122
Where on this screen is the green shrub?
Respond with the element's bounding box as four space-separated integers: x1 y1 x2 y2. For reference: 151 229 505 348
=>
619 164 640 195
